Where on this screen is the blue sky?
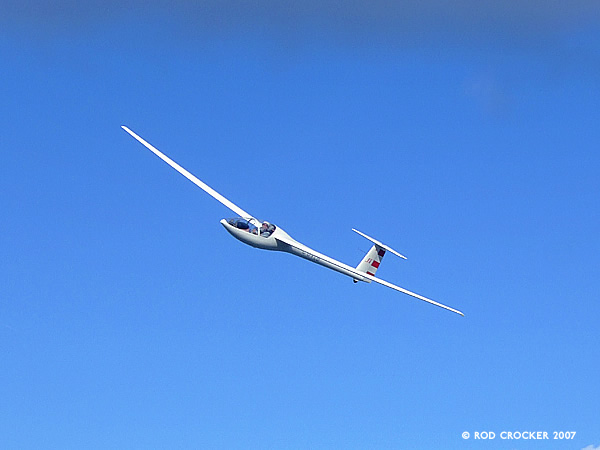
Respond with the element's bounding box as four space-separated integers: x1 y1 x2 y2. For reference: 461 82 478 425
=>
1 1 599 448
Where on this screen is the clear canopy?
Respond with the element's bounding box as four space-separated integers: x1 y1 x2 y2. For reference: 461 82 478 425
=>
227 218 276 237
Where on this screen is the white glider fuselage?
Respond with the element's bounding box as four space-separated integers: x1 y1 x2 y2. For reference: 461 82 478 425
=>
220 218 371 283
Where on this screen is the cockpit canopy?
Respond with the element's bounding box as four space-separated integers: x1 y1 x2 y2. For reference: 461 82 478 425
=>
227 218 276 237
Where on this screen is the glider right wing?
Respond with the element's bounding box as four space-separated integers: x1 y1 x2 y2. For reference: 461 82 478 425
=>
122 126 256 221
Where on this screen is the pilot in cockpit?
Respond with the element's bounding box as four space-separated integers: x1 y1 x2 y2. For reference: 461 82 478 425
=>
260 222 269 237
260 222 276 237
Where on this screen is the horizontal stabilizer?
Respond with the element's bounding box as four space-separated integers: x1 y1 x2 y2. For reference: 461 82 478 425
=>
352 228 407 259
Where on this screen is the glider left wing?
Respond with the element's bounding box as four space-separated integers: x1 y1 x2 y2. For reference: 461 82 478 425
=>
364 274 464 316
275 234 463 316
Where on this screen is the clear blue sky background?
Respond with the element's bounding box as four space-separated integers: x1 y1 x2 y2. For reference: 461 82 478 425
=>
1 1 599 448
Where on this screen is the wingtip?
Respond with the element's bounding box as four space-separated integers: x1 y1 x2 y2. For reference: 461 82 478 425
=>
121 126 141 141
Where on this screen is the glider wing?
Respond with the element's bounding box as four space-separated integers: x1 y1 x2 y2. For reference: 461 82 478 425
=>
122 126 255 220
364 274 464 316
275 234 463 316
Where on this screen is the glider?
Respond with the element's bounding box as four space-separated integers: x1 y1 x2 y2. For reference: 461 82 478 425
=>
122 126 464 316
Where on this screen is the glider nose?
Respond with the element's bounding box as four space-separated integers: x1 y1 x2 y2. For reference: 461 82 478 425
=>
220 218 229 228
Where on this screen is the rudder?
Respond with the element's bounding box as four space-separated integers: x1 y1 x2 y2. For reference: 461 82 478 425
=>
356 245 386 280
352 228 406 283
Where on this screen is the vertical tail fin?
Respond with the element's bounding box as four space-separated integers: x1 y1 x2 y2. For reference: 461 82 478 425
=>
356 244 387 280
353 229 406 282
